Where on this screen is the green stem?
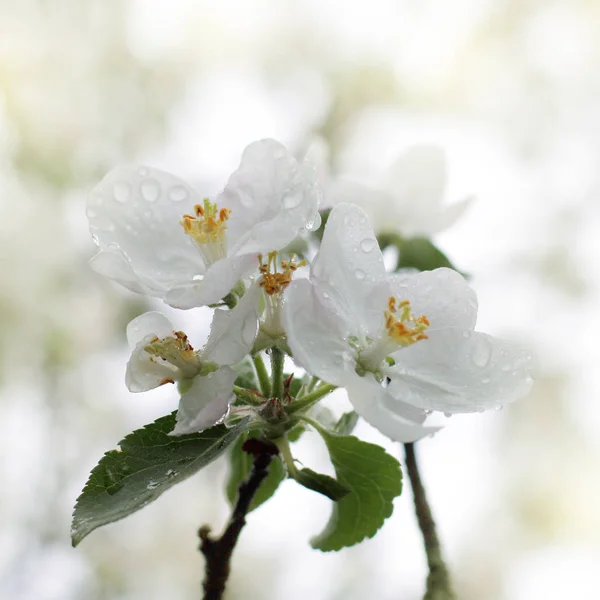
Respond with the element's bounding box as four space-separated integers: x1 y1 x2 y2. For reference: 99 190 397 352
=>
404 443 458 600
286 384 337 415
222 293 238 309
233 386 263 406
252 354 271 398
275 436 299 477
270 347 285 400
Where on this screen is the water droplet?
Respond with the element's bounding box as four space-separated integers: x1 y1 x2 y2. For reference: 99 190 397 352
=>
462 331 470 339
360 238 376 252
283 193 302 210
169 185 188 202
354 269 366 280
482 377 491 384
500 364 511 372
322 291 330 299
443 412 452 418
305 213 322 231
147 480 159 490
471 336 492 368
138 167 148 176
113 180 132 203
140 179 161 202
494 405 504 412
166 469 176 477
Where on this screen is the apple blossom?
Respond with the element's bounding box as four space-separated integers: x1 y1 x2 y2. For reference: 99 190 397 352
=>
283 203 533 442
87 138 321 309
328 145 472 238
125 301 257 435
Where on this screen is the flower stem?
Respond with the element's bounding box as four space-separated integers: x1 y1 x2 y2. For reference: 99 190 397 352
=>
286 383 337 415
270 347 285 400
275 436 298 477
404 443 458 600
252 354 271 398
199 441 277 600
233 386 263 406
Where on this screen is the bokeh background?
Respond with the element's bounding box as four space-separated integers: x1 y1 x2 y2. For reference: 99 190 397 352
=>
1 1 599 598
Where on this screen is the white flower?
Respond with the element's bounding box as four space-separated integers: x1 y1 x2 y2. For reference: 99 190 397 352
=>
87 138 321 309
283 203 533 442
329 145 472 238
125 303 257 435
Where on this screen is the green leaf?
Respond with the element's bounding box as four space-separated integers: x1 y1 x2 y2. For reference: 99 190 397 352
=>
395 237 461 273
286 423 306 443
293 468 350 501
310 430 402 552
333 411 359 435
71 413 249 547
225 432 286 512
234 358 258 391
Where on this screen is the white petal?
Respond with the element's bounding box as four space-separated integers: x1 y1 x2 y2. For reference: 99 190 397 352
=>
126 311 174 349
283 279 352 387
311 203 389 336
389 268 478 331
125 333 179 392
219 139 321 255
165 253 259 309
203 283 261 365
425 195 473 236
170 367 237 435
89 249 159 295
389 329 533 413
345 371 441 442
382 145 447 212
88 166 205 297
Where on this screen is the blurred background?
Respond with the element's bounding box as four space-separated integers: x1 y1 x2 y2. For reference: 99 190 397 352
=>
1 1 599 598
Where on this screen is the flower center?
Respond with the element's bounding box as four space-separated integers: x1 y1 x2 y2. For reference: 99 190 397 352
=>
144 331 203 379
181 199 231 265
258 251 306 337
356 297 429 376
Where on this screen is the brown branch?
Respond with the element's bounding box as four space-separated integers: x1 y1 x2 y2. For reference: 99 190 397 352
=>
199 439 278 600
404 443 458 600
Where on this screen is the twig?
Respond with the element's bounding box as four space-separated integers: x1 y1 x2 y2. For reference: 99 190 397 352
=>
199 439 278 600
404 443 458 600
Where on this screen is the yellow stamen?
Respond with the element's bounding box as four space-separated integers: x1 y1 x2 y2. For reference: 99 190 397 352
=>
384 297 429 347
258 251 306 296
180 198 230 264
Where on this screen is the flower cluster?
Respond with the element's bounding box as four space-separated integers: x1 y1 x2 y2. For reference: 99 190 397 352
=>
87 137 532 443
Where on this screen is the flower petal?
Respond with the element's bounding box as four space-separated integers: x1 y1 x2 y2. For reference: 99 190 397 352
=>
88 165 205 297
125 333 179 393
345 371 441 442
170 367 237 435
389 329 533 413
126 311 174 349
426 195 473 236
283 279 352 387
310 203 389 336
219 139 321 255
389 268 478 331
203 283 261 365
89 249 159 295
165 253 259 309
383 145 446 211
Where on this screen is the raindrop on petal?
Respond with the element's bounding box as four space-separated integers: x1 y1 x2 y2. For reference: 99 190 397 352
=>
113 181 132 203
140 179 161 202
471 336 492 368
360 238 376 252
283 193 302 210
169 185 188 202
354 269 366 280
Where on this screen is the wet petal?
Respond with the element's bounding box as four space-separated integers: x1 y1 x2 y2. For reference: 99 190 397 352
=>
170 367 237 435
220 139 321 255
389 329 533 413
165 253 259 309
203 283 261 365
88 165 205 297
283 279 352 387
125 333 179 393
389 268 478 331
346 371 441 442
310 203 389 336
126 311 174 349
